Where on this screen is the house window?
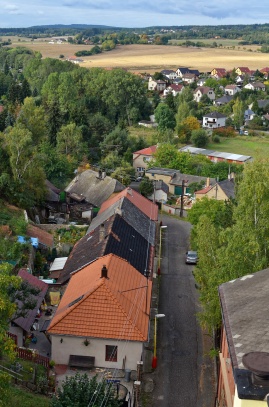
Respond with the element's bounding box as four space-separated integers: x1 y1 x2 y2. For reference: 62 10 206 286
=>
105 345 118 362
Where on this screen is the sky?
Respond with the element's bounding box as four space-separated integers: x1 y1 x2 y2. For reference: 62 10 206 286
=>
0 0 269 28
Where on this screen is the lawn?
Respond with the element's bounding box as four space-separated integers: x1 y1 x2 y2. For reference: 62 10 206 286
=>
7 386 50 407
207 135 269 159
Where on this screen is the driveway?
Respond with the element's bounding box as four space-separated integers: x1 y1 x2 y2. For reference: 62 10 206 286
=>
151 215 216 407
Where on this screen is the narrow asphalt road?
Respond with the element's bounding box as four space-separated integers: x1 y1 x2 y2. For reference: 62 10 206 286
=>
151 215 215 407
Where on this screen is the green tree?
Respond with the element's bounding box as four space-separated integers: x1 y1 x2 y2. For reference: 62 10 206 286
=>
17 97 46 144
233 99 245 130
191 129 209 148
56 123 84 158
139 177 154 197
154 104 176 131
51 372 122 407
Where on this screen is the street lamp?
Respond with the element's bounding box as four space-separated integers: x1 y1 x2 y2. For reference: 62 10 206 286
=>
157 226 167 275
152 313 165 369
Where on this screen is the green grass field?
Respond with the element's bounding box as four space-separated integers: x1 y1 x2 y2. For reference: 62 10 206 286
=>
207 135 269 159
8 387 50 407
168 38 253 48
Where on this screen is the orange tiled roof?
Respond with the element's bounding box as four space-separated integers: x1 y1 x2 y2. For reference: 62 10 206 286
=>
99 188 158 220
133 145 157 156
48 254 152 341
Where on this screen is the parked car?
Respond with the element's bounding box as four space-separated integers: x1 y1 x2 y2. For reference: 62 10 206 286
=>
185 251 198 265
135 176 143 182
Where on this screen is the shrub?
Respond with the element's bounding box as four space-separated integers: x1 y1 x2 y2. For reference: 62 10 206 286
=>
212 135 220 143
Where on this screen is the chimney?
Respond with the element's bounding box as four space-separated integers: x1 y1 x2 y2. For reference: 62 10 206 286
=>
99 224 105 242
127 188 133 196
206 177 210 187
101 265 108 279
102 171 106 179
228 172 235 181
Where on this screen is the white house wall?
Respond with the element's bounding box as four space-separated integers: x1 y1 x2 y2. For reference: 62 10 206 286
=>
50 335 144 370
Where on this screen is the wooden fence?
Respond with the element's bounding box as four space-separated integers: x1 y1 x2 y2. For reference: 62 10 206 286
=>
16 347 50 369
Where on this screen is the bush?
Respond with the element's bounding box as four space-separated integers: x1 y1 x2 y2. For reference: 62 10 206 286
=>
212 135 220 143
191 129 209 148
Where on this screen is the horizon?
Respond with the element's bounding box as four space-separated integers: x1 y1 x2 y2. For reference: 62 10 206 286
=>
1 1 269 29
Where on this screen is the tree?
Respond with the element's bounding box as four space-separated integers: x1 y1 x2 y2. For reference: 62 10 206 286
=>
191 129 209 148
233 99 245 130
17 97 46 144
154 103 176 131
56 123 84 158
51 372 122 407
139 177 154 197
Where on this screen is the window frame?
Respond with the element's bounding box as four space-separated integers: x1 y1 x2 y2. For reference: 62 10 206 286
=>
105 345 118 362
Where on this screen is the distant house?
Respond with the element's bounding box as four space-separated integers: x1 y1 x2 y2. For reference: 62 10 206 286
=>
9 270 48 347
193 86 215 102
244 109 255 121
225 84 241 96
235 67 251 76
260 67 269 79
65 170 125 208
145 167 215 195
48 254 152 370
258 99 269 110
182 73 197 84
161 69 177 80
147 180 169 203
214 95 233 106
195 177 235 201
244 81 266 91
210 68 227 79
180 146 252 164
203 111 227 128
217 267 269 406
176 67 200 78
27 224 54 249
197 78 207 87
133 145 157 175
163 84 184 96
148 78 166 91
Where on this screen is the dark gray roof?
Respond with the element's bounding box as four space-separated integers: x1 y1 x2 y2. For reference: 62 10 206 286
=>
146 167 181 177
154 180 169 194
203 111 227 119
219 268 269 371
161 69 176 75
170 173 215 186
57 214 151 284
65 170 125 207
87 197 156 246
258 99 269 108
215 95 233 104
217 179 235 199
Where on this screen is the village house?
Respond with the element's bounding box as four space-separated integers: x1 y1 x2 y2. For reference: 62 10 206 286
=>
244 81 266 91
163 84 184 96
193 86 215 103
48 254 152 371
225 84 241 96
235 67 251 76
195 176 235 201
147 180 169 203
148 77 166 91
202 111 227 128
161 69 177 80
210 68 227 79
244 108 255 121
145 167 215 195
217 267 269 406
66 56 84 64
182 73 197 84
260 67 269 79
214 95 233 106
176 67 200 78
133 145 157 175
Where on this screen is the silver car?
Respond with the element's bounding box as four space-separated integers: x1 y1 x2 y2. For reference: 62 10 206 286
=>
185 251 198 265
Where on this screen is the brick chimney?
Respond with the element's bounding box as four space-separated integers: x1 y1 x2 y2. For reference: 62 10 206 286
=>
101 265 108 279
206 177 210 187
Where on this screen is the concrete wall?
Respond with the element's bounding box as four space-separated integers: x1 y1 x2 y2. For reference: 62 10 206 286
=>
50 334 144 370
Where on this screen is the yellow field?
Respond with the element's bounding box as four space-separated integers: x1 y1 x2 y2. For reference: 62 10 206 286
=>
8 39 269 72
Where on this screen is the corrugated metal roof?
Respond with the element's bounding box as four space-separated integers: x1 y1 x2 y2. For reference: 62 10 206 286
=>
180 146 252 162
49 257 68 272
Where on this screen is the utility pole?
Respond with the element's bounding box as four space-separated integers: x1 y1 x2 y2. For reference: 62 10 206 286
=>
180 180 185 218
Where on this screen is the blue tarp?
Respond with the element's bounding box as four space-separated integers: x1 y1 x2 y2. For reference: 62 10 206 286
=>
17 236 39 248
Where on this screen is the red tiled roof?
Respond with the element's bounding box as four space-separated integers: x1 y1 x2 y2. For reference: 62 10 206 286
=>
134 145 157 155
237 67 251 73
170 84 183 91
99 188 158 220
27 225 54 248
195 186 213 195
194 86 213 94
48 254 152 341
261 67 269 73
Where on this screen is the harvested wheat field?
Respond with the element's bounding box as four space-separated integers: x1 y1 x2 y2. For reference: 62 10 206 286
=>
9 39 269 72
81 44 269 72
